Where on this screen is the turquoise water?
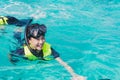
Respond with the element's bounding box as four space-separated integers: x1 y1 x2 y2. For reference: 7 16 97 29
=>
0 0 120 80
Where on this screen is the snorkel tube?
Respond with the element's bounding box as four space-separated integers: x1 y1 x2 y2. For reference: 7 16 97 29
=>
24 18 33 48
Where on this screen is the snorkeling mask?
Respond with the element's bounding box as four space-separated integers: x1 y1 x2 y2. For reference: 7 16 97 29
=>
28 24 46 39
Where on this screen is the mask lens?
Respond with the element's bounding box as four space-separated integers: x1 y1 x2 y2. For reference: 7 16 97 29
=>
30 29 44 39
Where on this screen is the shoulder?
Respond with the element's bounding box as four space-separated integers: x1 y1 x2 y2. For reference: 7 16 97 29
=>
51 47 60 58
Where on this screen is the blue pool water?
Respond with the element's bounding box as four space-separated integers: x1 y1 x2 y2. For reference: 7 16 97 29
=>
0 0 120 80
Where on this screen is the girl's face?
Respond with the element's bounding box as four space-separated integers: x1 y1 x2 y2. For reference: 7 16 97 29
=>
28 35 45 51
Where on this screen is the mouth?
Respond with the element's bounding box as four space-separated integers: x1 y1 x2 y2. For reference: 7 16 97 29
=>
36 44 43 48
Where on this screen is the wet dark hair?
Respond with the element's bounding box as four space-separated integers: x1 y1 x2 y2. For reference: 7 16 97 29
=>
26 23 47 39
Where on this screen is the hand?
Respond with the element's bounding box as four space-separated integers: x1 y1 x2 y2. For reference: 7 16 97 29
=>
71 74 86 80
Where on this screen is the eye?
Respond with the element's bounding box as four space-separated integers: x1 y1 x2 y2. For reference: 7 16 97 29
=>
37 36 45 40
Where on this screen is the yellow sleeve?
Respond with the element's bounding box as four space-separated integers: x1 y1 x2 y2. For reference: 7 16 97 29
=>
0 16 8 25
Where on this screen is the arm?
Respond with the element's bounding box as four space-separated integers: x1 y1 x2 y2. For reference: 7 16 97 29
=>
8 53 20 65
0 16 19 25
0 16 33 26
8 48 27 65
8 53 28 65
55 57 86 80
55 57 75 76
51 47 86 79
